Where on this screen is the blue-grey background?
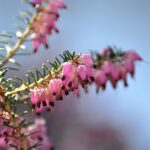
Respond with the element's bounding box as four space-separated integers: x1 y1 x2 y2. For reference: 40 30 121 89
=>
0 0 150 150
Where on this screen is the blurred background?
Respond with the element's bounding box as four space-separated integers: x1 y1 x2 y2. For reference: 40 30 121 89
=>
0 0 150 149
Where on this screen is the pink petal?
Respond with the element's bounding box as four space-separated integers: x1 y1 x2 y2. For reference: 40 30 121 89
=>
77 65 87 81
81 54 93 67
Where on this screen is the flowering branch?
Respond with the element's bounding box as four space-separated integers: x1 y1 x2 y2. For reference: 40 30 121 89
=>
5 65 63 97
0 0 66 68
0 90 30 150
3 47 142 114
0 1 142 149
1 84 53 150
0 1 66 149
0 107 53 149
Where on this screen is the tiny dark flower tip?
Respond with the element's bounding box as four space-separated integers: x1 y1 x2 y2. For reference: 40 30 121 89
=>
5 138 8 144
32 104 36 109
93 64 97 69
101 84 106 90
44 43 49 49
3 121 9 126
59 96 63 101
49 101 55 107
37 101 41 108
53 92 56 96
124 80 128 87
82 84 85 89
47 108 51 112
90 76 95 82
33 48 37 53
61 75 66 81
68 82 72 87
85 80 89 84
50 146 55 150
65 91 69 95
3 131 8 136
42 101 47 107
30 2 36 7
38 136 43 141
55 29 59 33
61 86 65 90
36 112 41 116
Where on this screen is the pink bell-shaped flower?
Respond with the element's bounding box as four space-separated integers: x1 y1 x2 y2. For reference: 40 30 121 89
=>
62 62 74 77
77 65 87 81
124 60 135 76
111 64 120 81
125 51 142 61
81 54 93 67
102 61 113 74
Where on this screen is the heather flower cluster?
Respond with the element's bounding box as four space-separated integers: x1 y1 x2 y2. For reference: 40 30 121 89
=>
95 48 142 89
25 118 54 150
30 47 142 113
31 0 66 52
0 116 53 150
0 94 12 149
0 0 143 149
0 111 20 149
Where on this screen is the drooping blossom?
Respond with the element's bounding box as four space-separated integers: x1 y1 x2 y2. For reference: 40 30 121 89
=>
30 48 142 113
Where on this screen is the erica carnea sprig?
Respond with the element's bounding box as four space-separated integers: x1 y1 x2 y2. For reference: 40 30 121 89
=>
3 47 141 114
0 115 53 150
0 0 65 68
30 0 66 52
0 0 143 149
0 1 66 148
29 47 141 114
